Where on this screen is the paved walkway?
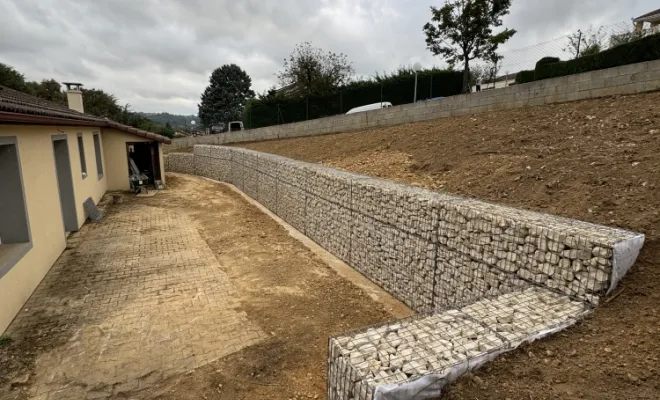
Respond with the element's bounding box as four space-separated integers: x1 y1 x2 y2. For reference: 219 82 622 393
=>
7 204 263 399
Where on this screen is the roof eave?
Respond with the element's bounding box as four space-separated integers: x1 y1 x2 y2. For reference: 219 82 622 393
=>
0 112 172 144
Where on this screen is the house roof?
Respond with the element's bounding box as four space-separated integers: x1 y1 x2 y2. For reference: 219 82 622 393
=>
0 85 172 144
634 8 660 22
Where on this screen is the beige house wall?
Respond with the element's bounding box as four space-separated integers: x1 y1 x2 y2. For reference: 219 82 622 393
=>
102 128 166 191
66 129 108 229
0 126 73 333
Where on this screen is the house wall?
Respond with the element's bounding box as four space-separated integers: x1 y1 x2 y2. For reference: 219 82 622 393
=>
67 129 108 229
102 128 165 191
168 59 660 150
0 125 106 333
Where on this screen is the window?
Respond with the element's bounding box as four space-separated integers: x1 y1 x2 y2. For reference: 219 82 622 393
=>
93 133 103 179
77 133 87 178
0 136 32 278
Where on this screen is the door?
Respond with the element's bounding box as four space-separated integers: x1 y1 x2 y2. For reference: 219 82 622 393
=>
52 136 78 232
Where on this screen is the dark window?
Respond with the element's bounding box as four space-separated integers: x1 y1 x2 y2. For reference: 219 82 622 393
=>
77 133 87 178
93 133 103 179
0 136 32 278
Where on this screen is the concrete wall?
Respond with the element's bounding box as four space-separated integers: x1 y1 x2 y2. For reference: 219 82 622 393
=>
0 125 107 333
166 147 644 314
169 59 660 150
102 128 166 191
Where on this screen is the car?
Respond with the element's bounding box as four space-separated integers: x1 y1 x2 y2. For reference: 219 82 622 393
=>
346 102 393 114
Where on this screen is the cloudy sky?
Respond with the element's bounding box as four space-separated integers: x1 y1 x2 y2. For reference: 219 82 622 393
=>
0 0 656 114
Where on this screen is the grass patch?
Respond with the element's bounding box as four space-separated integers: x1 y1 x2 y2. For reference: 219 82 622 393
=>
0 334 13 347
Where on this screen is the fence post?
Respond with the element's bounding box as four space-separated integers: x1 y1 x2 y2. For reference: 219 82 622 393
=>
306 97 309 121
380 83 383 104
277 104 280 125
576 30 582 59
430 74 433 99
340 91 343 114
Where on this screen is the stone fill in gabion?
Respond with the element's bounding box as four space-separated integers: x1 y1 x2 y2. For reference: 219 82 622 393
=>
168 145 644 310
328 288 590 400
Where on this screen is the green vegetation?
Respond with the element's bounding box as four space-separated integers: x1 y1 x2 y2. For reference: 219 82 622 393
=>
277 42 354 95
534 33 660 81
423 0 516 93
0 63 176 138
0 334 13 347
244 67 463 129
515 70 536 84
198 64 254 127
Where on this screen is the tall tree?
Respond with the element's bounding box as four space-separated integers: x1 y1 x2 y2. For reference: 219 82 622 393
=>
198 64 254 127
423 0 516 93
81 88 122 119
0 63 28 91
277 42 354 95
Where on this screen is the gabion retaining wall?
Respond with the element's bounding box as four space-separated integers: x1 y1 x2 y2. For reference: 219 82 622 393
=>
166 146 644 398
328 287 590 399
167 146 644 311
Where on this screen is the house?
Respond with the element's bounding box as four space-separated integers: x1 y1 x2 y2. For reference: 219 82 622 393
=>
0 83 171 333
633 8 660 33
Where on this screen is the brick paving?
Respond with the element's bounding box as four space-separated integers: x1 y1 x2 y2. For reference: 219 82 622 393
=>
6 204 263 399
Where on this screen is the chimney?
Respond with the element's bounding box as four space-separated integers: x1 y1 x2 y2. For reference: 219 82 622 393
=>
62 82 84 113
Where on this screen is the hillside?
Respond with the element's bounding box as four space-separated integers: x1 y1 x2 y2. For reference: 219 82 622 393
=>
141 112 199 129
237 91 660 399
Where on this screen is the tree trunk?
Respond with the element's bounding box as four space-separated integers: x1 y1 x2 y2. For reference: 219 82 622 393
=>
463 58 471 93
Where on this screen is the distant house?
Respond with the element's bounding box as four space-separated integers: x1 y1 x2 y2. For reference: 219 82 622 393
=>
633 8 660 33
0 83 171 333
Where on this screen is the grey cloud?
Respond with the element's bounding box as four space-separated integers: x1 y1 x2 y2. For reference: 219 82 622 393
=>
0 0 656 114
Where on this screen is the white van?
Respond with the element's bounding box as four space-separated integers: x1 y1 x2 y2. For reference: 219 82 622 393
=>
346 102 393 114
227 121 244 132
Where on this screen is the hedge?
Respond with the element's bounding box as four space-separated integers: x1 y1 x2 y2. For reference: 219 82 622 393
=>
515 70 536 84
535 33 660 81
244 70 464 129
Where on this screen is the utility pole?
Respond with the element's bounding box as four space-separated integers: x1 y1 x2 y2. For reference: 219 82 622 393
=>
575 30 583 59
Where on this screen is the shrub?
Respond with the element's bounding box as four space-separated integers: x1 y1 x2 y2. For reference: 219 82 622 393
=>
535 57 561 69
535 33 660 81
515 70 536 84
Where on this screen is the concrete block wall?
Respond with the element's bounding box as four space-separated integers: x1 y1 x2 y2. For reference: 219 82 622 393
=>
169 60 660 150
166 146 644 314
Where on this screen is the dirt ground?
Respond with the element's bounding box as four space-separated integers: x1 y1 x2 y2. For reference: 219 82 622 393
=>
0 174 411 400
238 91 660 399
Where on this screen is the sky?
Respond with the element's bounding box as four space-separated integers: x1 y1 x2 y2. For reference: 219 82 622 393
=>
0 0 657 115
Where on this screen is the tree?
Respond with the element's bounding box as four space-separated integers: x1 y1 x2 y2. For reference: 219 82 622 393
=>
198 64 255 127
81 88 123 119
277 42 354 95
0 63 28 91
423 0 516 93
564 26 606 58
26 79 67 105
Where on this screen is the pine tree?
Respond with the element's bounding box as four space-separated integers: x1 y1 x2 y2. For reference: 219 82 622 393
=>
198 64 255 127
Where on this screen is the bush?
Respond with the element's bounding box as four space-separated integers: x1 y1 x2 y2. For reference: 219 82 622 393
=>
535 33 660 81
535 57 560 69
515 70 536 84
244 69 464 129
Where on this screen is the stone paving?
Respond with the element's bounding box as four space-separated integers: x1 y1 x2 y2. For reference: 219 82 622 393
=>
6 204 263 400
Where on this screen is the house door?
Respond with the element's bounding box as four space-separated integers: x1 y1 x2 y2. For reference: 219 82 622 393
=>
52 136 78 232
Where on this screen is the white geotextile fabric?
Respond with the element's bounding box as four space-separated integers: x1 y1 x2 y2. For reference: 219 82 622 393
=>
373 316 586 400
609 234 645 294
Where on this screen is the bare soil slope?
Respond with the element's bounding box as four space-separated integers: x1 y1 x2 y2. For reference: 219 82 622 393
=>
239 92 660 399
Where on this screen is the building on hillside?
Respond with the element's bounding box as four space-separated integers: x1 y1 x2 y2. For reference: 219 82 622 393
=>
633 8 660 33
0 83 171 333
